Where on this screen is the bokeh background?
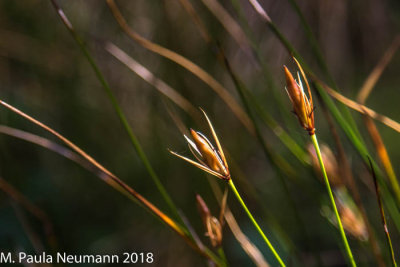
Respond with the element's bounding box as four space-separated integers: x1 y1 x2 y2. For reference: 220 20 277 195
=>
0 0 399 266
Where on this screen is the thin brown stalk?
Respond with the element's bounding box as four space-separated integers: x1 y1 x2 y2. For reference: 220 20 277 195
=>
0 99 218 261
178 0 212 43
11 203 47 257
104 42 198 117
106 0 255 135
0 177 57 251
369 159 398 267
357 36 400 104
318 81 400 134
198 0 251 52
362 110 400 204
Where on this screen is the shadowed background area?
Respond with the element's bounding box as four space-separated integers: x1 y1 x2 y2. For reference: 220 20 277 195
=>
0 0 399 266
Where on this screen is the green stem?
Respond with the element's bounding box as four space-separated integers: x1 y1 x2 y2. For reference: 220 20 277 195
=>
310 134 356 267
228 179 286 267
217 247 227 266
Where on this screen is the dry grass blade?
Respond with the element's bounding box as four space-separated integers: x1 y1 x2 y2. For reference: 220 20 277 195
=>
369 158 398 267
198 0 251 52
0 177 56 250
246 0 272 23
362 110 400 204
318 82 400 134
104 42 198 117
0 125 95 173
106 0 255 135
0 100 186 239
357 36 400 104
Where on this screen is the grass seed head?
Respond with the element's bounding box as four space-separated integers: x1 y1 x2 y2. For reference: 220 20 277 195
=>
196 194 223 247
284 60 315 135
169 109 230 180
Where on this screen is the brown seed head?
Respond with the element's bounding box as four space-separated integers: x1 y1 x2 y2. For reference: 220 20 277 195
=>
196 194 223 247
284 63 315 135
190 129 229 178
169 109 230 180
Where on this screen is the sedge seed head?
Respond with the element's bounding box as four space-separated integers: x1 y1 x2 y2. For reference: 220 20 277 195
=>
196 194 223 247
169 109 230 180
284 63 315 135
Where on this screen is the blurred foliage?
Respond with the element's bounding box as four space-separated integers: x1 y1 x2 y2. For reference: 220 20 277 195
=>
0 0 399 266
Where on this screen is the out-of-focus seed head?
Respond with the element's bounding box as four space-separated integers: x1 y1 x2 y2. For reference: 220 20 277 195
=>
196 194 223 247
338 200 369 241
307 143 343 188
283 60 315 135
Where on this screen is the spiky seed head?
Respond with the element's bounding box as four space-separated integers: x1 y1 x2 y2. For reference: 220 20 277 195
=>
284 64 315 135
190 129 229 178
168 109 230 180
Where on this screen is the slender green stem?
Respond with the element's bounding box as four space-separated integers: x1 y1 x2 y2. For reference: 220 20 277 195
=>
228 179 286 267
310 134 356 267
217 247 227 266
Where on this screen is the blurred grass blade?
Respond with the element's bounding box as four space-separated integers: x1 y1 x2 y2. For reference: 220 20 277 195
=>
357 36 400 104
319 81 400 134
0 177 57 251
369 159 398 267
0 99 183 235
198 0 251 53
49 0 185 228
104 42 198 117
363 112 400 205
314 83 400 231
320 110 386 266
106 0 254 134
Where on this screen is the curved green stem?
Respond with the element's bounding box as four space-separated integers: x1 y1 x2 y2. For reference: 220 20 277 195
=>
228 179 286 267
310 134 356 267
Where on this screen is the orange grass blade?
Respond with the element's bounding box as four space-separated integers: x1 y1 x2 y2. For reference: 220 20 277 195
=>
363 111 400 204
0 99 186 238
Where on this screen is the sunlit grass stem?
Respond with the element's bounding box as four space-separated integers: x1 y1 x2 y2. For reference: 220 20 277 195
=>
228 179 286 267
310 134 356 267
